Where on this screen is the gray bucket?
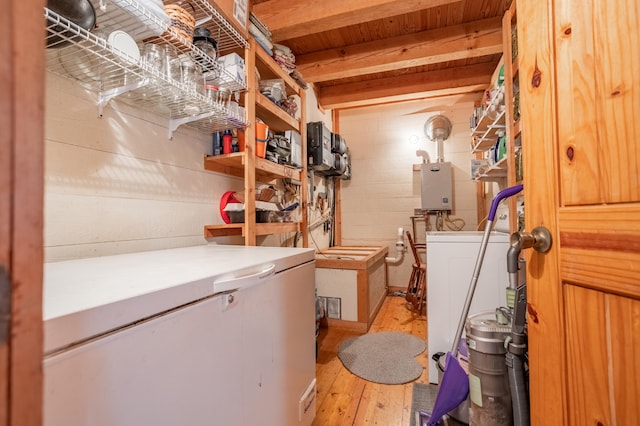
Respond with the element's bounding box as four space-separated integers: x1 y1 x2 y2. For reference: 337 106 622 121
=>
435 352 470 424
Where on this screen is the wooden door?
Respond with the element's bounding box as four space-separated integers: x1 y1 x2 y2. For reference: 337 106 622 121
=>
519 0 640 424
0 0 45 424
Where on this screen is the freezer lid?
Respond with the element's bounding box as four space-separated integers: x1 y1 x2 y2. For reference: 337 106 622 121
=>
43 245 314 354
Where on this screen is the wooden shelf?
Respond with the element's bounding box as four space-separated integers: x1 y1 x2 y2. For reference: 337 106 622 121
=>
204 222 300 238
203 38 309 246
254 157 301 181
254 41 303 133
256 222 300 235
256 93 300 132
204 223 244 237
203 152 245 178
203 154 301 183
255 46 302 95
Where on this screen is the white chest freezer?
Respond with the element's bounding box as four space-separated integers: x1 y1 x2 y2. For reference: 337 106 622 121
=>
426 231 510 384
43 245 317 426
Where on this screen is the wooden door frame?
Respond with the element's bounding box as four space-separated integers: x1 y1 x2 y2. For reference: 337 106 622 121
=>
1 0 45 424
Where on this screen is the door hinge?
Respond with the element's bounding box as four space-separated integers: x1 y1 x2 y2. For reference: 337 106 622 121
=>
0 265 10 346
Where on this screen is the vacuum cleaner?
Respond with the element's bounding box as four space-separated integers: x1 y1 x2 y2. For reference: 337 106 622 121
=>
417 184 523 426
465 226 551 426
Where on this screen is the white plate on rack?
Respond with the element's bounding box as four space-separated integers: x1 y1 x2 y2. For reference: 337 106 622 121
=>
107 30 140 64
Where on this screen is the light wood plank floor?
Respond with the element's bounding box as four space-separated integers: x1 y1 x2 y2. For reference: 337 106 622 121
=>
312 295 430 426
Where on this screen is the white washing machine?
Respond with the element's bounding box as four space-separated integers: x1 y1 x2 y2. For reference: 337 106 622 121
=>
426 231 510 384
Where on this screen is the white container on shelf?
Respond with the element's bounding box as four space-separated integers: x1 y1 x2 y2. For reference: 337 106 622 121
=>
219 52 245 67
219 52 246 85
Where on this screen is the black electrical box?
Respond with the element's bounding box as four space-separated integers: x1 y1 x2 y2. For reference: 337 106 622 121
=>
307 122 334 172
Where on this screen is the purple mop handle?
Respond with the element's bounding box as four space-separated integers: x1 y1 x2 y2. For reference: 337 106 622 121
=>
488 184 524 222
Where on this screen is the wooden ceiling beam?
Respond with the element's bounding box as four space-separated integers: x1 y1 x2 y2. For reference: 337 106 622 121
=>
252 0 462 41
317 62 496 110
296 17 503 83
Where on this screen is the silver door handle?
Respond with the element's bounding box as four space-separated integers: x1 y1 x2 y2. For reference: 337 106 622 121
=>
510 226 552 253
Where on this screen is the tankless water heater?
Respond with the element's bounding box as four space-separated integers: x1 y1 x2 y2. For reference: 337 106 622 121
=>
421 162 452 211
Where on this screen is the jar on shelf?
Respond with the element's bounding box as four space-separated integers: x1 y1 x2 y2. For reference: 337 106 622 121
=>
217 86 231 110
164 45 179 80
204 84 220 104
192 27 218 74
179 61 204 94
142 43 167 75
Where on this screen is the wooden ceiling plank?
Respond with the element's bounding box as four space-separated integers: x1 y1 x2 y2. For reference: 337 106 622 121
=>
324 85 488 109
296 17 503 82
252 0 463 41
318 62 495 109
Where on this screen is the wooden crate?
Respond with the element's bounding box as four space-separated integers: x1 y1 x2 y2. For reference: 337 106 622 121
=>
315 246 388 332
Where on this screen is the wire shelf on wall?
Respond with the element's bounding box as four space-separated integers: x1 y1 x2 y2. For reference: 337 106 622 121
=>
161 0 247 54
44 0 248 137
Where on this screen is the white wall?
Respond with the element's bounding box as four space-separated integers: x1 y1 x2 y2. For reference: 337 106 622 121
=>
305 86 332 127
45 73 482 268
44 73 245 261
338 94 481 288
45 75 337 261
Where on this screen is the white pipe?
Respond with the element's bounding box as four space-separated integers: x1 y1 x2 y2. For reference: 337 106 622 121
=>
416 149 431 164
436 136 445 162
385 227 406 263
